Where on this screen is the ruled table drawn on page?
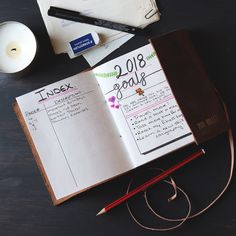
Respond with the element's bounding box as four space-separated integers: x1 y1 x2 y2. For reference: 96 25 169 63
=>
22 83 96 188
16 72 133 199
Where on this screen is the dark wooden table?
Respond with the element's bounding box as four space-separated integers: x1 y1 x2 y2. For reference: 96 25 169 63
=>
0 0 236 235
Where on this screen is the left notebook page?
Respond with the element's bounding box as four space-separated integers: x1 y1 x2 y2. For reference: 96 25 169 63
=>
15 71 132 204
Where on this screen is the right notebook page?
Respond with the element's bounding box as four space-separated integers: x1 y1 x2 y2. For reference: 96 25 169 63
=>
93 44 195 167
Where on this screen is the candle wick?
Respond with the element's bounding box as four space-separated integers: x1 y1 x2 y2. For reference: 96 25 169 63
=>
11 48 17 52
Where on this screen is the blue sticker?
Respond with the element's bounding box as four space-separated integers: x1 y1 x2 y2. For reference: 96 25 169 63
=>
69 33 96 55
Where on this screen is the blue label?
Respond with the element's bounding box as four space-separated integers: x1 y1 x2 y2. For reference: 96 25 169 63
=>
69 33 96 55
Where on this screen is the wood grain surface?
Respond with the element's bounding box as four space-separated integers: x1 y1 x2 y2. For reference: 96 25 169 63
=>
0 1 236 235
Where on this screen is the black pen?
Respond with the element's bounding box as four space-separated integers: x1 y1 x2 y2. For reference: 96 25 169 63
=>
48 6 145 36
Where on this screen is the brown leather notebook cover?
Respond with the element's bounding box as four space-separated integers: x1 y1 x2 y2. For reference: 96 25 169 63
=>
149 30 228 144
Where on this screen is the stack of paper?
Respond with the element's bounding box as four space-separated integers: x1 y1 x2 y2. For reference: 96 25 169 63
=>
37 0 160 66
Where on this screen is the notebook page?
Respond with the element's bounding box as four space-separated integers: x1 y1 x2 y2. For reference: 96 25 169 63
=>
93 44 195 166
16 71 132 200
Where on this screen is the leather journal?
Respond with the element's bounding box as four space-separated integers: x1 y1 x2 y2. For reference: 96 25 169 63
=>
14 29 228 205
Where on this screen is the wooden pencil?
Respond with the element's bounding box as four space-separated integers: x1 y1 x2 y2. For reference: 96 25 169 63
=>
97 149 205 216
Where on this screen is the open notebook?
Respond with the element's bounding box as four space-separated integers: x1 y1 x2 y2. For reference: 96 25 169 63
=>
14 43 196 204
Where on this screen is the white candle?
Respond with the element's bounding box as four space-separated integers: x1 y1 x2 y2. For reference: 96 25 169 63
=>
0 21 37 74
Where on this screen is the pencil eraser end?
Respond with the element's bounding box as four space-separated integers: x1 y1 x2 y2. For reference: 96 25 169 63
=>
67 32 100 59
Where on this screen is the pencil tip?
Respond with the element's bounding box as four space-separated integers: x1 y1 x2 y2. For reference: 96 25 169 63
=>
96 208 106 216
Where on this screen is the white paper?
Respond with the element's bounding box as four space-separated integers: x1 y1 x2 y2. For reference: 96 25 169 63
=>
37 0 160 66
16 72 132 200
93 44 195 166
